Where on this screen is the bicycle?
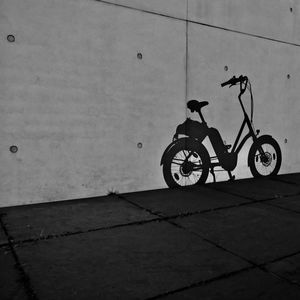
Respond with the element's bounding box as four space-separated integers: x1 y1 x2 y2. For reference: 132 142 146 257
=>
160 75 282 187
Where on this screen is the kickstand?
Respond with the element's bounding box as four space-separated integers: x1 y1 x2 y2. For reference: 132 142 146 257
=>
227 171 235 181
210 168 216 183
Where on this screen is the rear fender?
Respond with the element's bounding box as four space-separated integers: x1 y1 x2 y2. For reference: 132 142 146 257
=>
160 137 206 166
160 139 180 166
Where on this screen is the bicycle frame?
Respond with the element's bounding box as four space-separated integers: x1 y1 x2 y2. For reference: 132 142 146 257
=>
231 114 256 155
209 79 258 174
232 80 258 152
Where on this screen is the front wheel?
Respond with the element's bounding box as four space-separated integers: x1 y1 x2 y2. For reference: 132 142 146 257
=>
162 139 210 188
248 135 282 178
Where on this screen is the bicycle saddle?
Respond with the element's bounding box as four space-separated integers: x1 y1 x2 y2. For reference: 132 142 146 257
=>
187 100 209 113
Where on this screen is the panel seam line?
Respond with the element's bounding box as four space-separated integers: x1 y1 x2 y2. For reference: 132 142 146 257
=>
93 0 300 47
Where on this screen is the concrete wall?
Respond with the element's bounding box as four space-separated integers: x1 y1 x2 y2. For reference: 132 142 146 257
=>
1 0 299 207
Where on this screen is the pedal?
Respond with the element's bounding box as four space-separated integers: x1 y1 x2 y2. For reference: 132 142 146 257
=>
227 171 235 181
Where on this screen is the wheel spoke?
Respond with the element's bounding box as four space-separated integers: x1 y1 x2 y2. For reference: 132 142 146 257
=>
171 161 184 166
172 158 185 162
183 150 188 158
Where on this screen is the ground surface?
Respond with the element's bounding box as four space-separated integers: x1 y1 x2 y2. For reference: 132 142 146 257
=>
1 173 300 300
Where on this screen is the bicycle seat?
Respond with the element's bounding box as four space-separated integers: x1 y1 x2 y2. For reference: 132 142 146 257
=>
187 100 209 113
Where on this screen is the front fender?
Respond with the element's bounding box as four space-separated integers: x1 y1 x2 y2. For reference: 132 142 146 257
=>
160 137 206 166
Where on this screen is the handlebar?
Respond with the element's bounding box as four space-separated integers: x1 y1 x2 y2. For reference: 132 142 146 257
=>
221 75 248 88
221 75 253 122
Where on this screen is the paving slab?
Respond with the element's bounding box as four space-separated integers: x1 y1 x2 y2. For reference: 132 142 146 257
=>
0 195 155 243
275 173 300 186
209 177 300 201
0 247 28 300
124 186 249 217
266 253 300 285
174 203 300 264
15 221 249 300
265 194 300 213
162 268 300 300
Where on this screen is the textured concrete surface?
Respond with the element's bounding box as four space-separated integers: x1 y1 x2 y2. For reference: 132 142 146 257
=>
1 195 155 242
175 203 300 264
266 253 300 285
1 0 300 207
105 0 300 45
187 20 300 183
267 194 300 213
275 173 300 185
125 185 250 217
209 177 300 200
162 268 300 300
0 174 299 299
103 0 187 19
188 0 300 44
15 222 248 300
0 0 186 206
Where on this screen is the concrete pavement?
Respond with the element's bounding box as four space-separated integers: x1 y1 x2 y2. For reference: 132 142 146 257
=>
1 173 300 299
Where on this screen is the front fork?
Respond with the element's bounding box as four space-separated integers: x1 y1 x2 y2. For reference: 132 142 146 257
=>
250 129 269 160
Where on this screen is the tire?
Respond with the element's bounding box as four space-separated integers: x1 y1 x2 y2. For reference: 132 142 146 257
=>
162 139 210 188
248 135 282 178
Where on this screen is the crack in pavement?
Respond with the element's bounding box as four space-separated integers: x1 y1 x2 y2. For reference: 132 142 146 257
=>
0 217 39 300
144 266 255 300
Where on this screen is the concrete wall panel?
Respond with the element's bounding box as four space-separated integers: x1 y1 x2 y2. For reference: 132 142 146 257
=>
1 0 300 207
187 23 300 182
0 0 186 207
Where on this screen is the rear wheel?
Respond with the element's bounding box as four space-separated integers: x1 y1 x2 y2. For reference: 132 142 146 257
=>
163 141 210 188
248 136 281 178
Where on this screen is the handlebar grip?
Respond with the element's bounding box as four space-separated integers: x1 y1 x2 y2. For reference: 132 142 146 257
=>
221 81 229 87
221 76 236 87
221 75 248 87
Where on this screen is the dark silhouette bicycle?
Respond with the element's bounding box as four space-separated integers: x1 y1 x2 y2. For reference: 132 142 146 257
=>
160 75 282 187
